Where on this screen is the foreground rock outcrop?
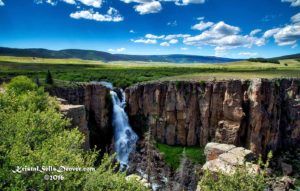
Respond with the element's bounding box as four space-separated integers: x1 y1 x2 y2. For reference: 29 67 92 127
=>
59 102 90 150
125 79 300 156
47 83 112 151
203 142 258 174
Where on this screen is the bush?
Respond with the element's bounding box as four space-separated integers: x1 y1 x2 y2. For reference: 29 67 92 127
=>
6 76 38 95
0 76 147 191
248 58 280 64
199 167 266 191
84 154 149 191
198 153 272 191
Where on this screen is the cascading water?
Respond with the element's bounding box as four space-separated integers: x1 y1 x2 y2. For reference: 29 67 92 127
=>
110 88 138 168
94 81 138 168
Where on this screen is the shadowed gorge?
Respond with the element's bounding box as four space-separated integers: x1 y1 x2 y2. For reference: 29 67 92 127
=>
45 78 300 157
125 79 300 156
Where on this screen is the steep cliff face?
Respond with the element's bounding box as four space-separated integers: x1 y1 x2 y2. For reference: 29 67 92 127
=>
46 84 112 152
125 79 300 155
59 103 90 150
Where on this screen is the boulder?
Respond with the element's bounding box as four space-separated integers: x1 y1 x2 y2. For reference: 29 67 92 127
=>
125 174 151 189
271 176 295 191
204 142 235 161
281 162 293 176
203 142 258 175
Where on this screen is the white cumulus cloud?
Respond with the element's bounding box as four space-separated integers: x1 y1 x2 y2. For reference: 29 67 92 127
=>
192 21 214 31
78 0 102 8
184 21 265 56
134 1 162 15
70 8 124 22
160 42 170 46
0 0 4 6
132 38 157 44
35 0 102 7
291 12 300 23
34 0 57 6
250 29 262 36
238 52 258 57
263 28 281 38
62 0 76 4
145 34 165 39
281 0 300 6
120 0 205 15
108 48 126 52
273 24 300 46
169 39 178 44
263 13 300 47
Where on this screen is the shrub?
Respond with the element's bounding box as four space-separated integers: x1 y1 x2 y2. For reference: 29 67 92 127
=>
198 152 272 191
248 58 280 64
0 76 147 191
6 75 38 95
84 154 149 191
199 167 266 191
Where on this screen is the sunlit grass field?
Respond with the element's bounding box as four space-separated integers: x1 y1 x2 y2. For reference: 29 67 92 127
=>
0 56 299 88
155 143 205 170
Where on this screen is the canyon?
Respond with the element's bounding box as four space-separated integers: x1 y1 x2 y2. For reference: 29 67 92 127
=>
47 78 300 156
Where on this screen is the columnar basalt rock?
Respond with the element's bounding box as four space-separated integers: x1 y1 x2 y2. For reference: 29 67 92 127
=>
46 79 300 156
125 79 300 156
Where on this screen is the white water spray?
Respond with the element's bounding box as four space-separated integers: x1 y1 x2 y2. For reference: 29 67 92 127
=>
110 89 138 168
95 81 138 167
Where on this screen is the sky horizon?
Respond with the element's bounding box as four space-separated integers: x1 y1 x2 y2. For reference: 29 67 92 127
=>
0 0 299 58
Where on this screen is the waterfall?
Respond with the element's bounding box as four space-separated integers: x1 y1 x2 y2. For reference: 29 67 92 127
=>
110 89 138 168
94 81 138 168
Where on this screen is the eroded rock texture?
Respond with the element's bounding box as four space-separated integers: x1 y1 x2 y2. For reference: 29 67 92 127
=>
59 103 90 150
47 83 112 151
203 142 258 175
126 79 300 155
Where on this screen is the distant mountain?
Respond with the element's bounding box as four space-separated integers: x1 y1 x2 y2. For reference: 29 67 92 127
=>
0 47 241 63
272 53 300 60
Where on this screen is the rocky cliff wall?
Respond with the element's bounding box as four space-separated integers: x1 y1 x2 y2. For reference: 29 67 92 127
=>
46 84 112 152
59 103 90 150
125 79 300 155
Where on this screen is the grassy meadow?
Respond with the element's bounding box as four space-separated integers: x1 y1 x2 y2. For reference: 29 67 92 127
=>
0 56 300 88
155 143 206 170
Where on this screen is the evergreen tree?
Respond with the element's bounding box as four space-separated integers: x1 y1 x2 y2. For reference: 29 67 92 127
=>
46 70 54 85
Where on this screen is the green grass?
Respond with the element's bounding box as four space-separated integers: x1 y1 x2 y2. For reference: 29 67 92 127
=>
155 143 205 170
0 56 300 88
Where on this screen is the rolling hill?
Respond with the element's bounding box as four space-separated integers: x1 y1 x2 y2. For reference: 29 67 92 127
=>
0 47 240 63
272 53 300 60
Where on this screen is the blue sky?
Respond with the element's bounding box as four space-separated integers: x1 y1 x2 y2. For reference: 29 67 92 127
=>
0 0 299 58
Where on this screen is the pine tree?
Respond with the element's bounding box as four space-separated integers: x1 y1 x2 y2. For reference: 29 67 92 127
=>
46 70 54 85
